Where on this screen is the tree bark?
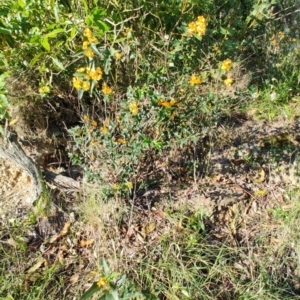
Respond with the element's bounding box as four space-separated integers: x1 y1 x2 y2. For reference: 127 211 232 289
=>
0 130 79 204
0 130 42 202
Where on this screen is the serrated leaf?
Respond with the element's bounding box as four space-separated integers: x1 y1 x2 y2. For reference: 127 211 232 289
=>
90 43 103 57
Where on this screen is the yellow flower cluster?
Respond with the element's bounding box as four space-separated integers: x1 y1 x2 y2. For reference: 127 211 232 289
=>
117 138 126 144
72 67 103 91
100 126 108 135
114 52 122 60
189 74 202 86
113 183 120 190
129 101 138 115
82 28 98 58
224 78 234 86
72 77 90 91
123 27 132 37
221 59 234 86
87 67 103 80
97 277 107 288
102 82 112 95
125 182 133 189
221 59 232 71
158 98 177 108
188 16 206 36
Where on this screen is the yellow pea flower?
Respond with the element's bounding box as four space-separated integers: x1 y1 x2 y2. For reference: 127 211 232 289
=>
100 126 108 135
97 277 107 288
82 41 89 50
102 83 112 95
82 81 90 91
85 48 95 58
129 101 138 115
125 182 133 189
83 27 93 38
72 77 81 89
224 78 234 86
113 184 120 190
189 74 202 86
221 59 232 71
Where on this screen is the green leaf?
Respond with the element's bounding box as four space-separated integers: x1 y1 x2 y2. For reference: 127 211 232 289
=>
41 37 50 51
30 53 43 66
101 258 110 275
18 0 26 8
51 57 64 70
95 20 110 32
45 28 65 38
99 291 119 300
107 290 119 300
81 0 89 14
90 43 103 58
70 27 77 39
80 283 99 300
78 89 84 100
0 27 11 35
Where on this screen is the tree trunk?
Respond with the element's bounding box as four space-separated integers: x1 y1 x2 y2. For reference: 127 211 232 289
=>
0 130 79 206
0 130 42 202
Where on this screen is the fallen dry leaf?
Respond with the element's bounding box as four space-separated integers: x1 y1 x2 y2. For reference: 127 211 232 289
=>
145 222 156 234
0 238 18 248
69 274 79 284
253 166 266 183
27 258 46 274
80 239 94 247
49 221 71 243
60 221 71 237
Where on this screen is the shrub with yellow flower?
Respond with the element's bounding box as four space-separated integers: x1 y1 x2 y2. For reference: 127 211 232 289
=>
189 74 202 86
102 83 112 95
221 59 232 71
